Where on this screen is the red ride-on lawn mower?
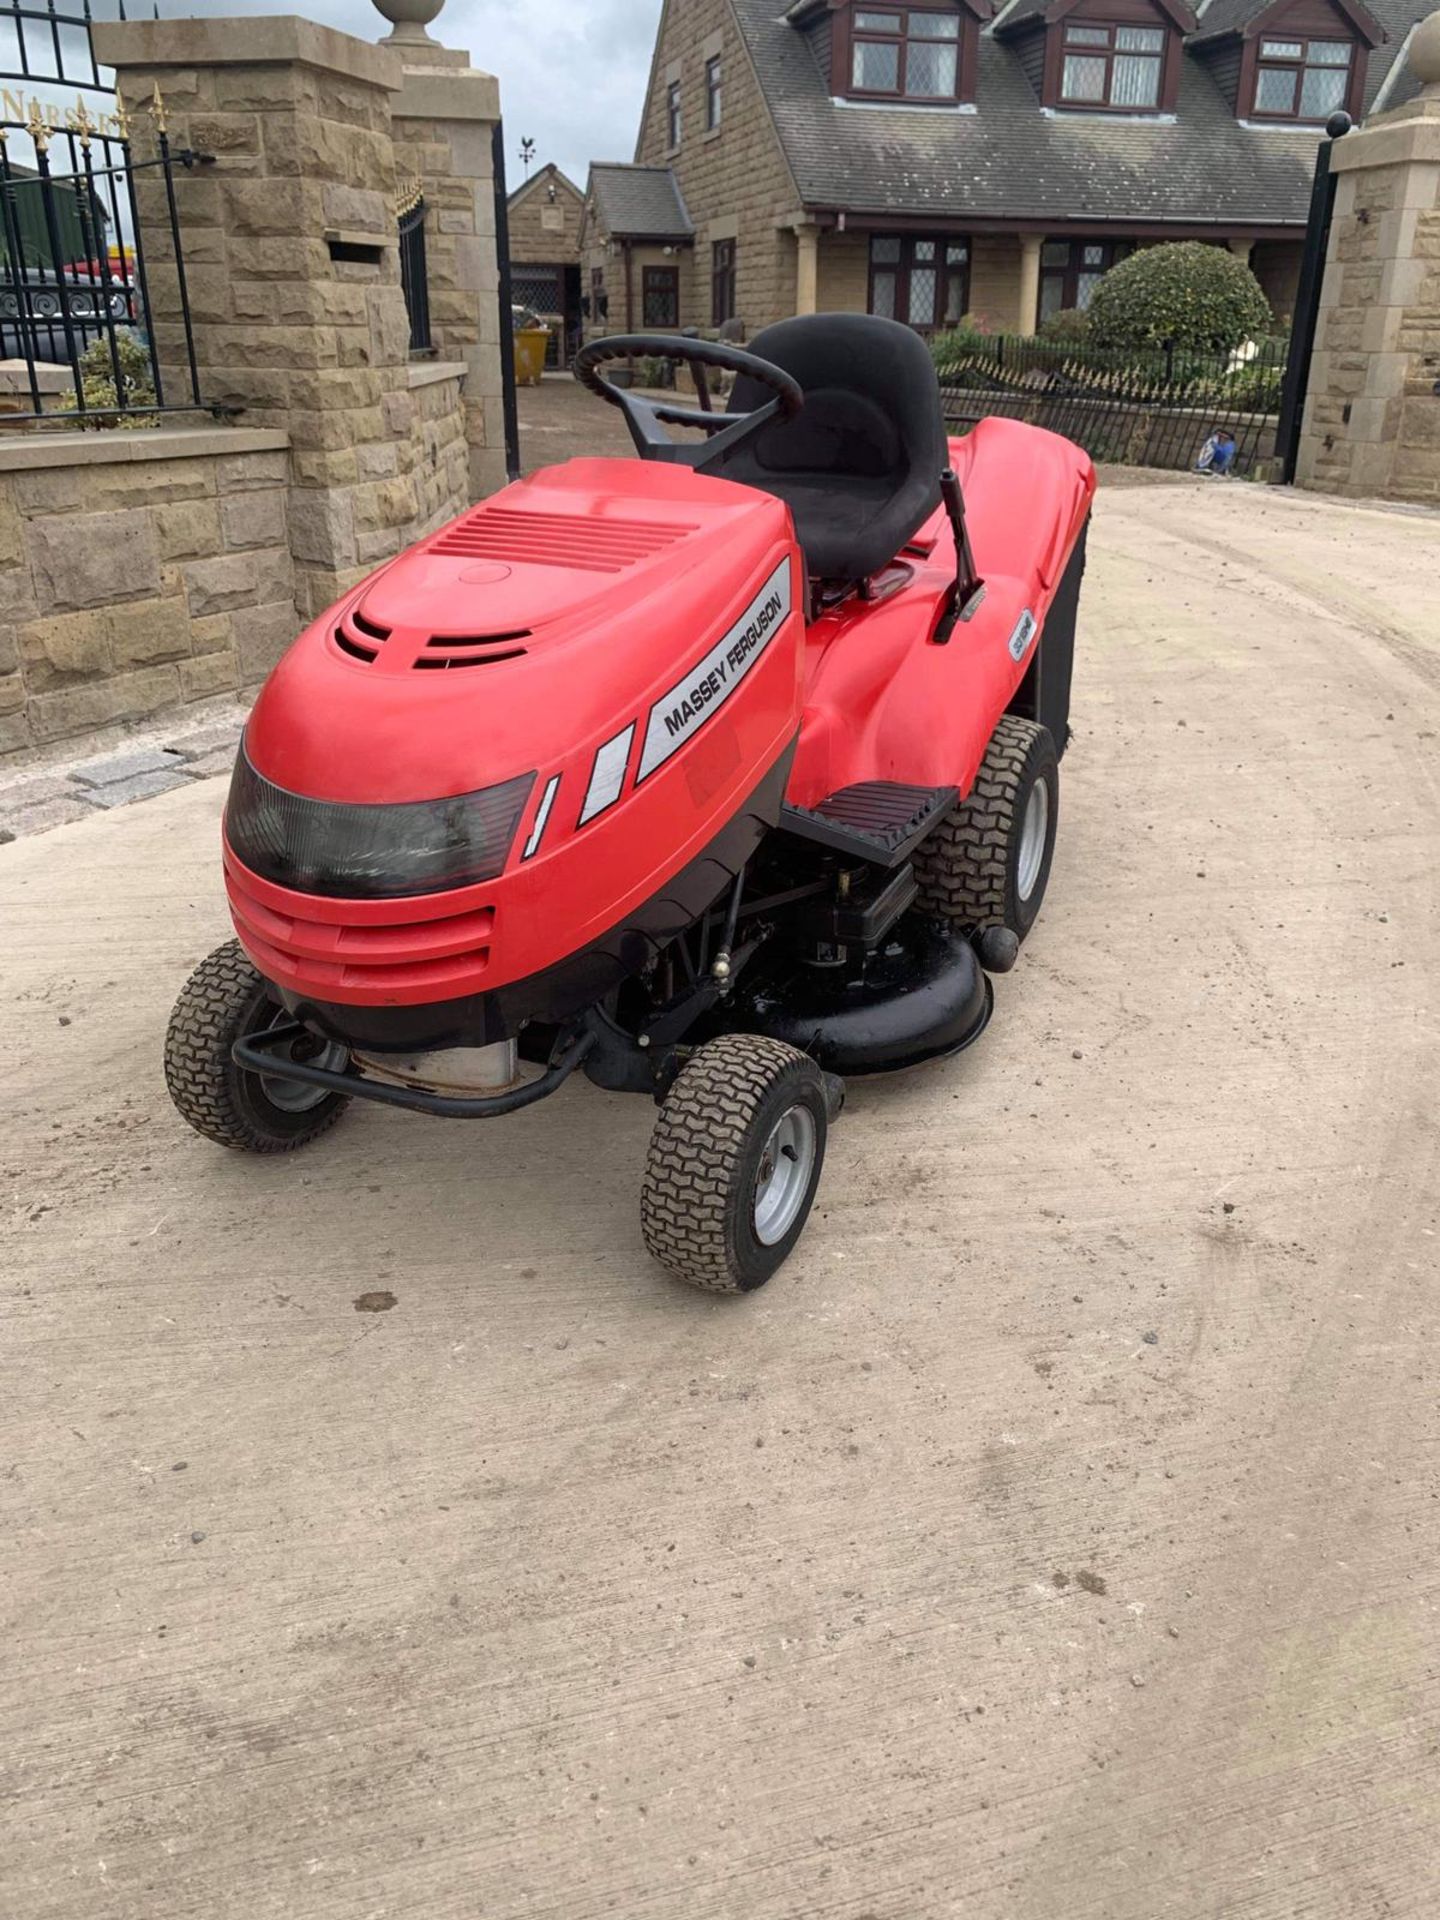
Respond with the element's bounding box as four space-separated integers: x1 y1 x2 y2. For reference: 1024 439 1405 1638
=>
166 315 1094 1293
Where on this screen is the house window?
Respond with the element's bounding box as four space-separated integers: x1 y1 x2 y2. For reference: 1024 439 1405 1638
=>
712 239 737 327
1251 36 1352 120
588 265 607 322
666 79 682 148
869 235 970 331
1059 22 1165 110
706 55 723 129
850 7 962 100
643 265 680 328
1037 239 1132 323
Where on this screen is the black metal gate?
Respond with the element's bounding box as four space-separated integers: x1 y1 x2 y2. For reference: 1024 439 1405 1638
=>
936 335 1290 479
0 0 211 424
1274 110 1353 482
396 177 430 354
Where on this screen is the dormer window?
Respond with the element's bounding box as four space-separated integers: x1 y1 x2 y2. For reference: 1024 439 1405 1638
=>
998 0 1190 115
1251 34 1352 118
1059 22 1165 108
849 7 963 99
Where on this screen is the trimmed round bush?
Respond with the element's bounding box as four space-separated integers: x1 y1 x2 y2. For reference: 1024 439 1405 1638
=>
1085 243 1274 352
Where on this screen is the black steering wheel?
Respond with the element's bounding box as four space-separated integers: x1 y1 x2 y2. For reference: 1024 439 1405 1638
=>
572 334 804 469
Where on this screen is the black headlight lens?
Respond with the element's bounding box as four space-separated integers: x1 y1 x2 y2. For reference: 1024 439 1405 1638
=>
226 749 535 899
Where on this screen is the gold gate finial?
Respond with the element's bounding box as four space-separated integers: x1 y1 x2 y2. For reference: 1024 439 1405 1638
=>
150 81 167 134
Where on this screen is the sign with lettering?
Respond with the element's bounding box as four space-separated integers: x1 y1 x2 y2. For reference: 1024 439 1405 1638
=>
1 88 127 141
636 556 792 783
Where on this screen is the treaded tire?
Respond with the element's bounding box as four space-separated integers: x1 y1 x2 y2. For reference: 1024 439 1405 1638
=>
913 714 1059 941
164 940 350 1153
641 1034 829 1294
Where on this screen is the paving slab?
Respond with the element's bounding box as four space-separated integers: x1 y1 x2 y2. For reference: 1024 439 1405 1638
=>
0 792 94 837
76 767 195 809
71 745 188 790
164 718 246 764
1 481 1438 1920
178 744 241 781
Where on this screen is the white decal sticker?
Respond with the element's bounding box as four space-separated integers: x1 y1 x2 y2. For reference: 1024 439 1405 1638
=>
1008 609 1037 663
578 725 634 825
522 772 561 859
636 557 792 783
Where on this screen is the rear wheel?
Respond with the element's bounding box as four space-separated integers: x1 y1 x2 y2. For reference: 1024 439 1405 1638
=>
165 940 350 1152
913 714 1059 941
641 1034 829 1293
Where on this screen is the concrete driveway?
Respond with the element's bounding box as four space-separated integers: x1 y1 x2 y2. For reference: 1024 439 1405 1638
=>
2 478 1438 1920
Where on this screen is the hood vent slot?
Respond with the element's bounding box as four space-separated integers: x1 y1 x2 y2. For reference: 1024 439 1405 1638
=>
428 505 695 574
334 627 377 663
333 605 392 664
414 631 530 671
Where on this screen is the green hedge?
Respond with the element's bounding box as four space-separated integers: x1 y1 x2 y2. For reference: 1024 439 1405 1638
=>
1085 242 1274 352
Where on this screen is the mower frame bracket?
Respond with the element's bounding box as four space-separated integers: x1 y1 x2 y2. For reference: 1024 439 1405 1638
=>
233 1022 597 1120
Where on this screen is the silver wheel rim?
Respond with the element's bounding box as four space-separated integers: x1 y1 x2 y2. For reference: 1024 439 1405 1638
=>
257 1008 348 1114
1016 778 1049 904
753 1104 817 1247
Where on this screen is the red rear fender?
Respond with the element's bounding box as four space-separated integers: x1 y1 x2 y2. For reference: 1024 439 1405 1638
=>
789 418 1095 804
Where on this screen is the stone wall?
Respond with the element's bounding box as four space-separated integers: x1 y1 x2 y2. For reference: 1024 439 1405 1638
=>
508 167 583 266
94 21 425 626
0 16 509 767
392 51 507 497
0 430 295 759
633 0 799 334
406 364 470 539
1297 25 1440 502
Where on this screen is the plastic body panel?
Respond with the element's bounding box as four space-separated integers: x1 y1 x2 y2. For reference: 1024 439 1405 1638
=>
224 419 1094 1014
230 458 803 1007
787 418 1094 807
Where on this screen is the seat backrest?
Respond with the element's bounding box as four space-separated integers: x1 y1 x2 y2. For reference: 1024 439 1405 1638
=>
718 313 948 581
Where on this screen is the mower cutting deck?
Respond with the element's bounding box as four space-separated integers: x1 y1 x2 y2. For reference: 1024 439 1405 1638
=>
166 314 1095 1293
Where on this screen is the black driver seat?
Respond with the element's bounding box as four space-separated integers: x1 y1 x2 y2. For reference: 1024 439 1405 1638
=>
718 312 948 584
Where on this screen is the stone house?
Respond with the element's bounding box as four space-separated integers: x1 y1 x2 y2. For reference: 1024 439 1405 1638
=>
586 0 1432 342
506 161 585 365
578 163 698 342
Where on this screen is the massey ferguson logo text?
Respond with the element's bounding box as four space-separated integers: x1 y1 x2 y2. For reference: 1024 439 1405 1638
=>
637 559 792 782
662 590 783 739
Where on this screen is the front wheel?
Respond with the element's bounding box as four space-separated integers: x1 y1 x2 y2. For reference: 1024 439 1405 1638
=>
641 1034 830 1293
164 940 351 1152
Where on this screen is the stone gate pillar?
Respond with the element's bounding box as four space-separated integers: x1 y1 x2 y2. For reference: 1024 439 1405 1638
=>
389 40 507 500
1296 14 1440 502
92 18 461 629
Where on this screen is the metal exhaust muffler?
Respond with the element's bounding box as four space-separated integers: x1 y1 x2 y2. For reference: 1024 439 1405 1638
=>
351 1040 523 1097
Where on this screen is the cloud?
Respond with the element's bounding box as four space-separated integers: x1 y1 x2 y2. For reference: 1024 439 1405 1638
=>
138 0 662 188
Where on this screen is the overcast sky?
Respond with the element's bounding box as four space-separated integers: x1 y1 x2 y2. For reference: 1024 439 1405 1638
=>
92 0 663 190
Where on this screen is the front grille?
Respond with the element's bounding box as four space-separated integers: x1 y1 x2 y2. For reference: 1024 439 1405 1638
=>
428 505 695 573
227 863 496 994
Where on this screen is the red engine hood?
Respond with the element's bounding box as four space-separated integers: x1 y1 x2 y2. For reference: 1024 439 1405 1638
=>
244 457 794 808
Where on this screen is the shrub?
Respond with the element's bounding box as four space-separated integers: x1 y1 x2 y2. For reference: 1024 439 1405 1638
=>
1037 306 1091 346
75 331 159 429
1085 243 1274 352
929 319 996 375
